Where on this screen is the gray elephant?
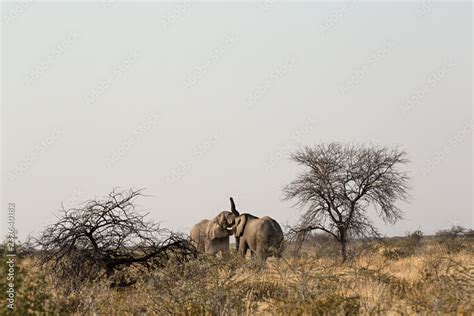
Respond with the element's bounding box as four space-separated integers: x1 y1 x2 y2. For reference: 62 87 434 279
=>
232 201 284 261
190 198 240 254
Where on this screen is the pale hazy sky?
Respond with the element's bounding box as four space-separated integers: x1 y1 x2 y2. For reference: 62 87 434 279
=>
1 1 472 240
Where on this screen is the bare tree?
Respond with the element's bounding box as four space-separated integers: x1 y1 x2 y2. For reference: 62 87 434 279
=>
34 188 197 287
284 143 410 262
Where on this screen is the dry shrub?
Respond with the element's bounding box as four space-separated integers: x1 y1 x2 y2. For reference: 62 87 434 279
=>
382 230 424 260
349 252 473 314
412 256 473 313
149 255 254 314
4 237 474 315
269 259 361 315
435 225 474 254
0 257 72 314
33 189 198 293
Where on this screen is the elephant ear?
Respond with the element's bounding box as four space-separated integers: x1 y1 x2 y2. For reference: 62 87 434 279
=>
206 219 229 240
235 215 247 237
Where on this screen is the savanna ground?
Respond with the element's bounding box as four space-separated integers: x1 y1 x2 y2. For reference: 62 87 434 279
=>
2 233 473 315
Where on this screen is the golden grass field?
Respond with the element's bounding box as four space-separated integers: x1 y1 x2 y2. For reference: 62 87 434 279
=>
2 235 473 315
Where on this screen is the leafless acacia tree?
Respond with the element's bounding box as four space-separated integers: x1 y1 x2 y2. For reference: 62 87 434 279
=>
34 188 197 287
284 143 410 261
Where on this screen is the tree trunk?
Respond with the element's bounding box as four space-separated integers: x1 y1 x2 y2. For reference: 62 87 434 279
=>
340 240 347 262
339 229 347 262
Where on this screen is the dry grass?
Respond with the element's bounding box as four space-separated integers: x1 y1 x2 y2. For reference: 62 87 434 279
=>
2 236 473 315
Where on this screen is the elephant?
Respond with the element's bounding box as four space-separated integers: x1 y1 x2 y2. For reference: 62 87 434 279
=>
232 201 284 261
190 198 240 254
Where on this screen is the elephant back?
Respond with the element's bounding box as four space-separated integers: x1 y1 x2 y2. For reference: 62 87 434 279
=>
190 219 210 252
258 217 284 243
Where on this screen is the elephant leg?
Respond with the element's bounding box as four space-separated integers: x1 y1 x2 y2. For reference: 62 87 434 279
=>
238 240 249 257
206 246 217 255
235 236 240 252
220 244 230 255
267 245 280 258
274 249 282 259
256 245 268 262
275 245 283 258
206 240 220 255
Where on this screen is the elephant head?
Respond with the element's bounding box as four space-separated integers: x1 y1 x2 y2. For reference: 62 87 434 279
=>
205 210 238 239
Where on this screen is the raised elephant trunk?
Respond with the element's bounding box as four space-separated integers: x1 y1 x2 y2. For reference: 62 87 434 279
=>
230 197 240 252
230 197 239 216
